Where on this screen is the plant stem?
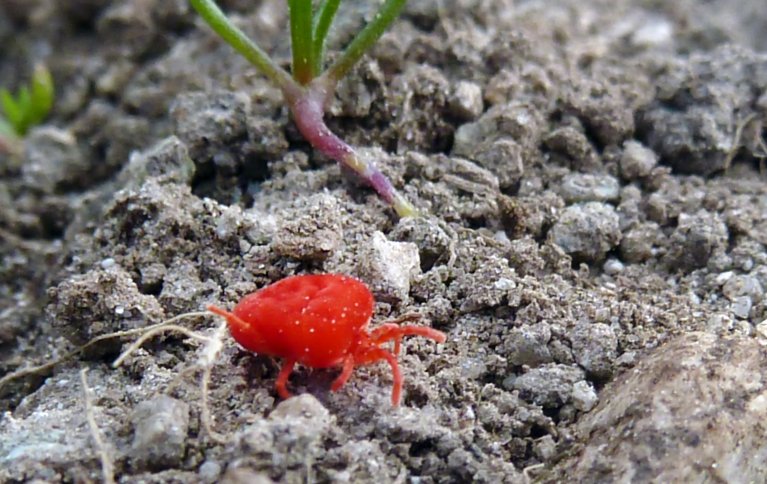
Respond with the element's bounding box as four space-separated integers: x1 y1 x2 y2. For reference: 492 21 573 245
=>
29 64 54 126
288 0 315 85
324 0 407 85
189 0 418 216
311 0 342 76
289 83 418 217
189 0 300 94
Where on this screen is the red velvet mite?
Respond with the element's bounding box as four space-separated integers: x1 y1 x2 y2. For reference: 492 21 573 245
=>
208 274 446 405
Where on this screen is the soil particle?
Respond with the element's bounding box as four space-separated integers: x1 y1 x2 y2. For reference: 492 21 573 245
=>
171 90 254 170
499 192 564 240
446 256 516 313
544 125 601 173
47 266 166 350
722 273 763 302
638 45 767 176
130 395 190 471
548 202 622 263
120 136 197 188
96 0 159 60
389 216 454 272
448 80 484 121
158 260 220 314
357 231 421 304
230 394 333 482
511 363 586 409
389 64 453 154
619 140 658 181
21 127 83 194
271 193 343 263
570 380 598 412
473 139 526 189
562 76 641 148
557 173 621 204
663 209 729 272
619 221 663 263
453 102 545 189
568 322 618 380
503 323 554 367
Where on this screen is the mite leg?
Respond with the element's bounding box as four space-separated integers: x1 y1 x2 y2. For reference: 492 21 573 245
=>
357 347 403 406
275 358 297 400
369 323 404 355
371 325 447 355
330 354 355 392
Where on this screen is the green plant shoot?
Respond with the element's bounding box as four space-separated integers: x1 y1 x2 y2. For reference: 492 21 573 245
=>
189 0 417 217
0 64 54 137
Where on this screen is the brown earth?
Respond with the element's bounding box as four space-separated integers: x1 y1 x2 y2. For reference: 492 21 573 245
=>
1 0 766 482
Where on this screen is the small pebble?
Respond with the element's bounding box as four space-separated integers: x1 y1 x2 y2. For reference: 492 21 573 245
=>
534 435 558 461
722 275 763 302
130 395 190 470
730 296 752 319
620 140 658 180
549 202 621 263
569 322 618 380
505 324 553 367
199 460 222 483
357 231 421 303
603 258 625 275
558 173 620 203
449 80 484 120
513 364 585 408
755 320 767 341
571 380 598 412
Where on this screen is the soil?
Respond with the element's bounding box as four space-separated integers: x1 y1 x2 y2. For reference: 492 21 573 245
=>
1 0 767 482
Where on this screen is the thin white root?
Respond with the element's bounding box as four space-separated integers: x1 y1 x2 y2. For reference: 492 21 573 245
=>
112 316 231 444
112 324 211 368
0 312 211 393
523 462 545 483
2 309 231 444
80 368 116 484
198 321 229 444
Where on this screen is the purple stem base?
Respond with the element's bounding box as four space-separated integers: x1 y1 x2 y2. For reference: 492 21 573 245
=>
287 85 417 217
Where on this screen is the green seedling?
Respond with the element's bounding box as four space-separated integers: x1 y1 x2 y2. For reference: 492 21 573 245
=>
0 64 54 154
189 0 418 217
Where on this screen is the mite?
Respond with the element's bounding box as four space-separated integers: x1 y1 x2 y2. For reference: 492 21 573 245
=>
208 273 446 405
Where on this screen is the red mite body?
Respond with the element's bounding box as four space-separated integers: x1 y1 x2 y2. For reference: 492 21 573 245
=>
208 274 446 406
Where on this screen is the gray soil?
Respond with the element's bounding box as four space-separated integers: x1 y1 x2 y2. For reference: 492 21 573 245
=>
1 0 767 482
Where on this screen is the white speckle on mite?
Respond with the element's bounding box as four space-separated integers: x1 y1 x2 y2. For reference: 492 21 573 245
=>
309 328 315 333
294 320 300 325
354 302 359 307
304 347 309 352
331 319 337 324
